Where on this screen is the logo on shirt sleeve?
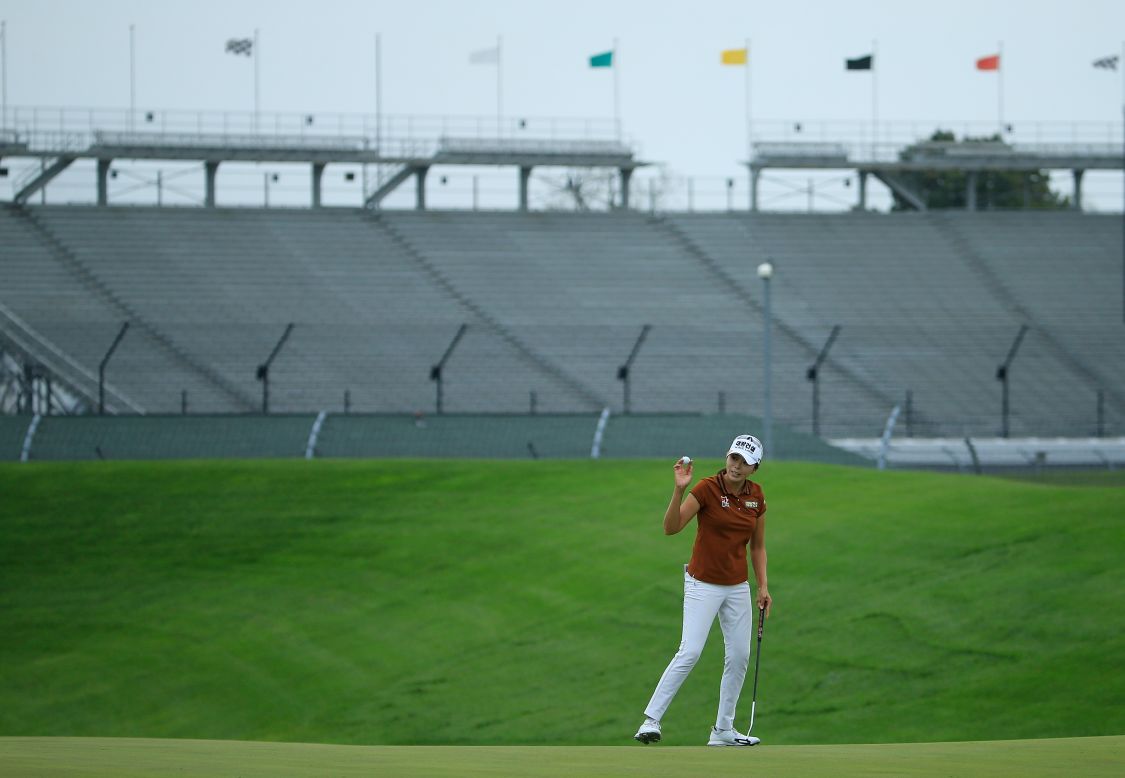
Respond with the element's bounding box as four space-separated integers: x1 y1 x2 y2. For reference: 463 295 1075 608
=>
745 500 759 509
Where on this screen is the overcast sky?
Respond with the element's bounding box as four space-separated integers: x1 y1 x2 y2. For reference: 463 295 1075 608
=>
1 0 1122 208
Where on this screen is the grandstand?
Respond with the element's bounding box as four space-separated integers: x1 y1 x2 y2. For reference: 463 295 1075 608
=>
2 203 1121 442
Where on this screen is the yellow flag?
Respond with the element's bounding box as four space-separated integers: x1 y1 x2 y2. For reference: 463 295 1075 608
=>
721 48 748 65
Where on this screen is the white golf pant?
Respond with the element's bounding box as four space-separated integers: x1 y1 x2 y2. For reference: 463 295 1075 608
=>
643 566 752 731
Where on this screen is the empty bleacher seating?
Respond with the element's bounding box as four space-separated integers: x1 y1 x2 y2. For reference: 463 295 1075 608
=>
1 204 1120 437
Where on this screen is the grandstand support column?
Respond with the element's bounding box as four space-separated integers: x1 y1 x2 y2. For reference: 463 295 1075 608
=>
13 156 77 204
858 170 868 210
96 159 111 206
1072 169 1084 211
750 167 761 212
415 165 429 210
311 162 326 208
518 165 532 212
965 171 978 211
619 167 633 210
204 161 220 208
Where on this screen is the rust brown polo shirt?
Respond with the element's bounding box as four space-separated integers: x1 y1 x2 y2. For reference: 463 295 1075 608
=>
686 470 767 585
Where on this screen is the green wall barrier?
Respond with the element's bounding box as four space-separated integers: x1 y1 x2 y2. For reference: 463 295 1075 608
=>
6 412 867 465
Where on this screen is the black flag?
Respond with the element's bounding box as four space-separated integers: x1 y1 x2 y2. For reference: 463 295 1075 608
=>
846 54 873 71
225 38 253 56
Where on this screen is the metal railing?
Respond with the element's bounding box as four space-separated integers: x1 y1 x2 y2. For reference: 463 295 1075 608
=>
6 105 1118 162
94 130 372 152
21 131 91 154
0 301 143 414
1 105 625 143
754 139 1125 166
749 118 1124 147
12 161 43 194
437 137 634 157
2 127 639 165
1010 143 1122 157
750 142 850 160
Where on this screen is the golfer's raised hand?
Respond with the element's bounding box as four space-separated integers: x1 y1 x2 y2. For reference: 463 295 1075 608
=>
673 458 693 489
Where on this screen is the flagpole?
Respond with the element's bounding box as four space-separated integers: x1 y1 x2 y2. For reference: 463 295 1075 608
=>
745 38 752 211
375 32 382 187
613 37 620 141
375 33 382 139
1120 41 1124 325
997 40 1003 136
129 24 135 132
253 28 260 133
0 20 6 129
872 39 878 160
497 34 503 136
744 38 751 162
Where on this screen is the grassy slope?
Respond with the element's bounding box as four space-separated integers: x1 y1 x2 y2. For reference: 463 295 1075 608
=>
0 460 1122 747
991 469 1125 488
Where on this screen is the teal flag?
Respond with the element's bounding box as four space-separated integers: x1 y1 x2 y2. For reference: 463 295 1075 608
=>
589 50 613 68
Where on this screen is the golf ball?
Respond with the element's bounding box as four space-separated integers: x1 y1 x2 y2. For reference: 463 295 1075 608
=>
680 456 692 466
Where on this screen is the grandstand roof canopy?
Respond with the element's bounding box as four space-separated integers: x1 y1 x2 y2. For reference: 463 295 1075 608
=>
0 131 643 168
749 140 1124 172
0 130 646 209
745 139 1123 211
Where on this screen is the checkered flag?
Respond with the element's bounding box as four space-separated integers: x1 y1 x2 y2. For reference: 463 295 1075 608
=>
1092 54 1118 70
225 38 253 56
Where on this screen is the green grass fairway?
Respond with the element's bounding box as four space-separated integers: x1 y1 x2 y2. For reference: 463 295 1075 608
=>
1 460 1123 747
1 736 1123 777
991 468 1125 488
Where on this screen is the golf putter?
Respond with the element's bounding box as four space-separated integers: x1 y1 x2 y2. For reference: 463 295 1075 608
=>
746 604 766 735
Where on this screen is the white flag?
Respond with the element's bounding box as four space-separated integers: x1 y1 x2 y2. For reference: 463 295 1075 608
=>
469 46 500 65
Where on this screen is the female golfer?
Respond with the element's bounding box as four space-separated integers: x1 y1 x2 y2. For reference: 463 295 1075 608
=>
634 434 771 747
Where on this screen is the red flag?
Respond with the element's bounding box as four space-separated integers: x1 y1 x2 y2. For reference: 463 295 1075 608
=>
976 54 1000 71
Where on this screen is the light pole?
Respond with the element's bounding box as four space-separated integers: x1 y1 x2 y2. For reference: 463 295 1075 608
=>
996 324 1029 438
431 323 468 414
757 260 773 457
808 325 842 437
98 322 130 415
263 172 277 207
617 324 651 414
256 322 294 414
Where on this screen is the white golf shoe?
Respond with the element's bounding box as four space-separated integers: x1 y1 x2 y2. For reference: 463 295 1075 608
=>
707 726 760 746
633 717 661 744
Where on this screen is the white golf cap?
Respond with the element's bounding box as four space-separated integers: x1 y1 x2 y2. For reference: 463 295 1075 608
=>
727 435 764 465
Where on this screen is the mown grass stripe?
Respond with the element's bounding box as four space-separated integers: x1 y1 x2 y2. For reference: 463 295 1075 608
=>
1 460 1122 747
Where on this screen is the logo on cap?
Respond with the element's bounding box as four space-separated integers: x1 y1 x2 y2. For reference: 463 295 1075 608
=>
728 435 763 463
